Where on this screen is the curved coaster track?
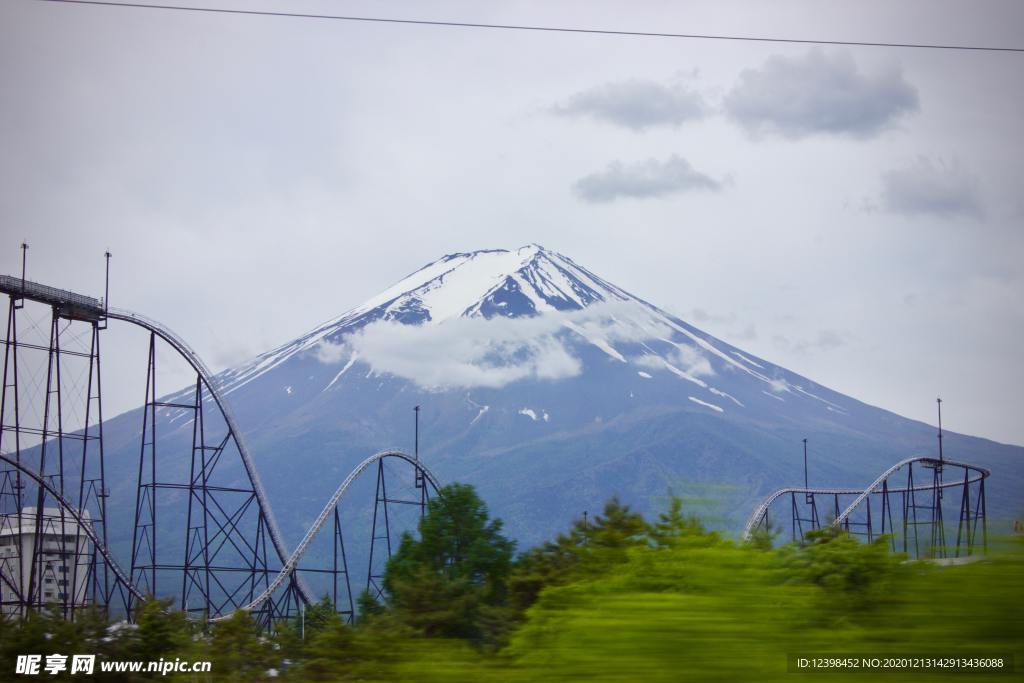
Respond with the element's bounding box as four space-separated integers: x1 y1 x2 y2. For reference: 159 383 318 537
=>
0 277 438 625
0 274 995 625
743 456 989 558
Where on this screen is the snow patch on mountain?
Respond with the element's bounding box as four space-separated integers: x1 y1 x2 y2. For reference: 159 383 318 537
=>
662 360 708 388
562 320 627 362
732 351 764 369
323 351 358 392
689 396 724 412
637 344 715 389
709 387 744 407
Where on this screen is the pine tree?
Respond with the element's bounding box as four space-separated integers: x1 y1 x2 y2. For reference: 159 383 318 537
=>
382 483 515 644
651 497 704 547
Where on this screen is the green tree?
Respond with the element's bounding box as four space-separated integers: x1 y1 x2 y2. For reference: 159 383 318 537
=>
355 589 385 624
583 497 650 550
383 483 515 644
293 617 359 681
507 525 586 614
650 497 704 547
301 596 344 639
209 609 281 682
509 497 651 615
273 596 344 665
777 525 907 615
123 597 193 665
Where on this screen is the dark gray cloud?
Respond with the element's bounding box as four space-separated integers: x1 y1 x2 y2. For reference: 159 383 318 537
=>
881 157 984 219
574 155 721 203
553 79 707 131
724 49 918 139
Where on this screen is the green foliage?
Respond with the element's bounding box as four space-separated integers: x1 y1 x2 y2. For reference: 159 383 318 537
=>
355 589 385 624
0 599 201 682
386 483 515 591
126 597 194 664
650 496 705 546
504 530 1024 681
506 535 801 681
2 492 1021 682
777 526 906 615
208 609 281 682
585 497 651 550
508 497 652 615
383 483 515 643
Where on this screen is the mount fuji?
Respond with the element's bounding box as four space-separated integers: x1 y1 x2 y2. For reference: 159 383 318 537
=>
100 244 1023 547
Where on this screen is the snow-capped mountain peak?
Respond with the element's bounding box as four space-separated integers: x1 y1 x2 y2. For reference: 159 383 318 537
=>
210 245 630 396
98 243 1024 560
210 245 849 422
91 248 1024 555
346 244 632 326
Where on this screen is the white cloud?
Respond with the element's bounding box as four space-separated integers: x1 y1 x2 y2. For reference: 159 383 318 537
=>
634 343 714 379
672 343 714 378
313 340 351 364
312 302 671 390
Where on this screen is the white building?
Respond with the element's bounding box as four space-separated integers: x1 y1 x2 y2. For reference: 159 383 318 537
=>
0 507 94 616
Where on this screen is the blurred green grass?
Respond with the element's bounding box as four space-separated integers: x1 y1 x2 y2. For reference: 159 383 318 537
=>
382 534 1023 682
3 523 1020 681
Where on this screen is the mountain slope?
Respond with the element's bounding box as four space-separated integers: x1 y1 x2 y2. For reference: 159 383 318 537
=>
100 245 1024 549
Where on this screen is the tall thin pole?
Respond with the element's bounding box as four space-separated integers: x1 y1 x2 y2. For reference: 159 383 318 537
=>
802 438 808 489
414 405 420 461
937 398 944 462
20 243 27 292
104 251 111 312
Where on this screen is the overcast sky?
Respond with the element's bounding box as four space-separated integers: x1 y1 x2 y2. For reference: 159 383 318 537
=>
1 0 1022 445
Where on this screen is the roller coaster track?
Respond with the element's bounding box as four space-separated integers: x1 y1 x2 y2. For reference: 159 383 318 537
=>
105 308 316 605
0 448 440 622
1 289 440 620
213 449 439 621
0 453 144 604
742 455 990 542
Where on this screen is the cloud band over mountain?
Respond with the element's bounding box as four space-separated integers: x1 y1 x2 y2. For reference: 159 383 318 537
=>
312 302 681 390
